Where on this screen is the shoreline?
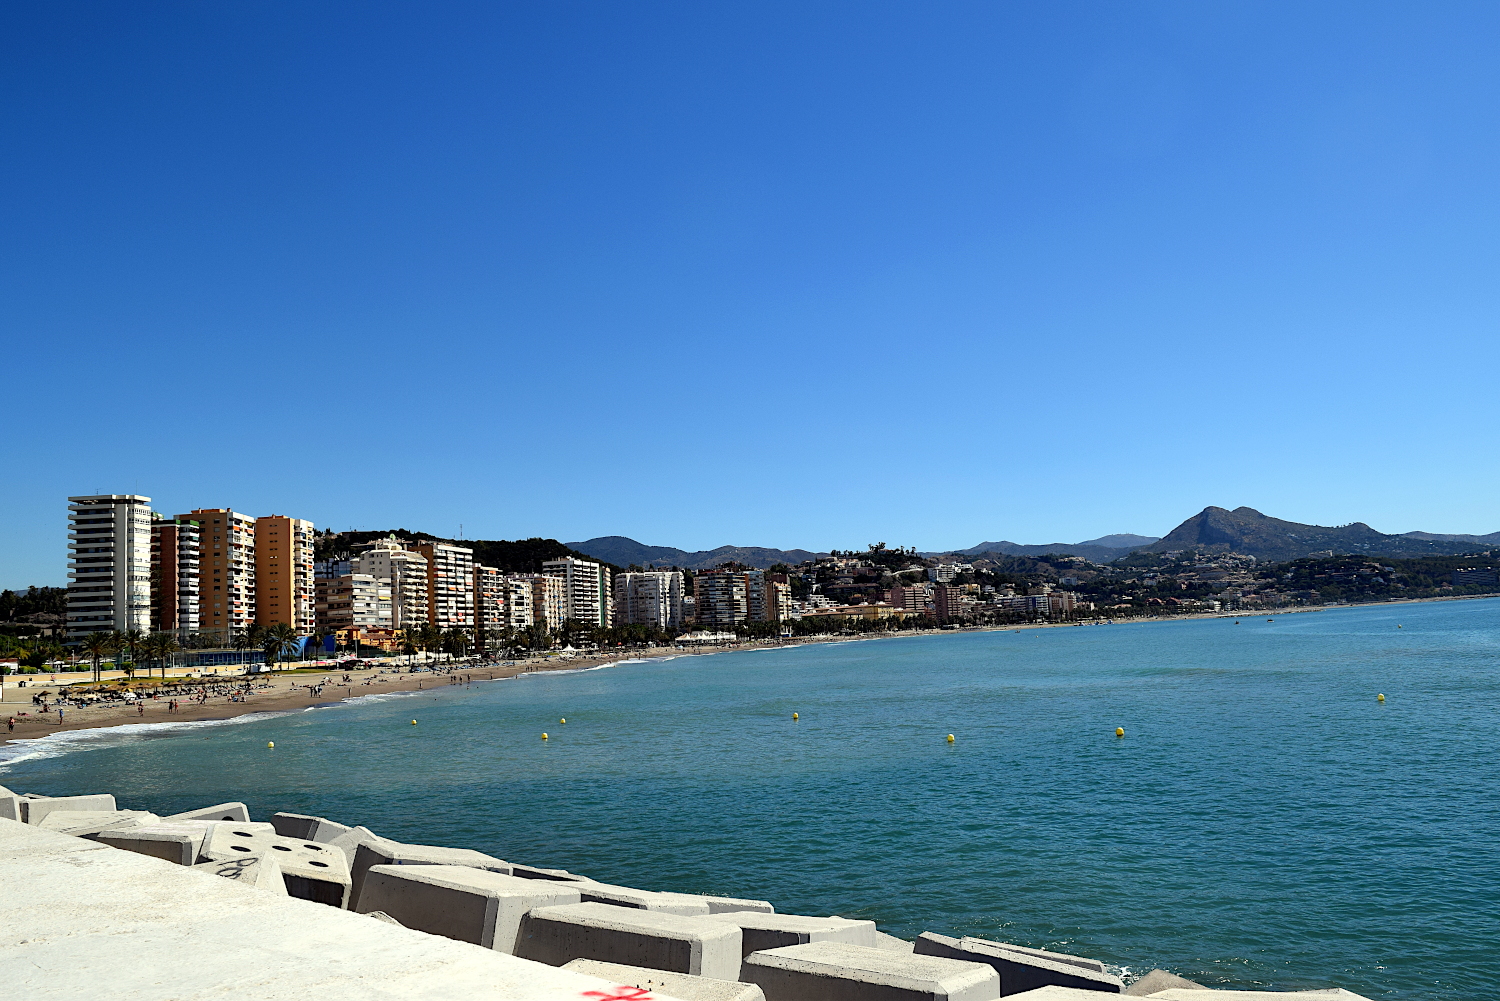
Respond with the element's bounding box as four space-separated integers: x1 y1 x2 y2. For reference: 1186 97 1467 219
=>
3 590 1492 754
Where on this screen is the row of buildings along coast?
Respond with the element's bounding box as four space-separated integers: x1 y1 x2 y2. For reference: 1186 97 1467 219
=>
64 494 792 652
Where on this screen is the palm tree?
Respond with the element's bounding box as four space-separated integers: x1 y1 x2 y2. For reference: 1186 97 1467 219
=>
82 632 116 685
400 632 418 665
309 627 334 662
443 628 471 660
121 629 146 676
261 622 299 671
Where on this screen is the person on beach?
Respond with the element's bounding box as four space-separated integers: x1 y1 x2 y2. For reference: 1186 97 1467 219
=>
6 717 13 732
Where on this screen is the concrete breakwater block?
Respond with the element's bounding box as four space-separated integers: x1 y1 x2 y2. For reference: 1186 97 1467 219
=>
914 933 1121 996
517 901 744 981
874 931 916 953
199 823 351 907
192 854 288 894
0 817 682 1001
697 895 775 915
98 822 215 866
578 882 714 915
957 938 1105 974
164 803 251 823
0 785 21 822
741 941 1001 1001
39 810 159 839
20 794 117 826
330 826 511 910
358 866 581 952
564 958 767 1001
509 862 593 882
271 811 354 843
704 912 878 958
1123 970 1203 996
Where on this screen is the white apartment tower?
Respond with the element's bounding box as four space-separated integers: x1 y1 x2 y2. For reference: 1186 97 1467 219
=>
542 557 612 628
353 537 429 630
614 571 684 630
67 494 153 637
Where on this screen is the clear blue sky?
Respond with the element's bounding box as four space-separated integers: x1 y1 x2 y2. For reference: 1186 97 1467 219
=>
5 1 1500 588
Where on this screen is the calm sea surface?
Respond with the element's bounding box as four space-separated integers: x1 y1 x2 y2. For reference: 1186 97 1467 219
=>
5 599 1498 999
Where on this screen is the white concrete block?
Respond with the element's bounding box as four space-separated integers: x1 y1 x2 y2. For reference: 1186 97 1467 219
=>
579 881 714 915
97 823 211 865
20 793 117 826
337 827 510 910
163 802 251 823
518 901 744 981
271 811 353 843
742 941 1001 1001
699 895 775 914
192 854 288 894
0 785 20 822
38 810 159 838
565 958 767 1001
199 822 351 907
509 862 592 882
915 933 1121 995
961 937 1105 974
0 817 682 1001
704 912 878 958
874 931 916 953
357 865 582 953
1123 970 1202 996
1011 989 1130 1001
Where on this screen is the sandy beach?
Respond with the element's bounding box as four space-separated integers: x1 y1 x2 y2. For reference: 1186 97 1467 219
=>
3 591 1487 746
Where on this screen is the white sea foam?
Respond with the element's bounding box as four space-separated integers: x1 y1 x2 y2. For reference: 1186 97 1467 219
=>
0 710 299 770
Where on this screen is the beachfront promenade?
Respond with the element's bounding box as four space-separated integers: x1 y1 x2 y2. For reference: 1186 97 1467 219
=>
0 787 1375 1000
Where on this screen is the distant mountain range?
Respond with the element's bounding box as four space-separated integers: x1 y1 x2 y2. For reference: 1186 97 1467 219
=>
931 534 1161 563
1142 507 1500 562
566 536 825 571
567 509 1500 573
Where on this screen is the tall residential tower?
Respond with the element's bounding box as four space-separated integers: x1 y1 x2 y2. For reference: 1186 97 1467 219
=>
66 494 153 637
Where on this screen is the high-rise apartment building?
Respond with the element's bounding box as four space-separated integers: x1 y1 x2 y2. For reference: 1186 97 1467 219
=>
352 537 429 630
614 571 685 630
177 508 258 637
502 575 534 629
474 565 508 653
150 516 202 633
66 494 153 637
409 542 475 631
530 574 567 630
694 569 785 628
255 515 315 631
315 574 392 633
541 557 612 628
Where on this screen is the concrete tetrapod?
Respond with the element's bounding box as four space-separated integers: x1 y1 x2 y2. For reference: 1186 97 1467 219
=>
199 823 352 907
702 911 878 958
564 958 767 1001
0 818 683 1001
915 933 1122 996
741 941 1001 1001
329 826 511 910
356 865 582 953
517 901 744 981
191 854 288 894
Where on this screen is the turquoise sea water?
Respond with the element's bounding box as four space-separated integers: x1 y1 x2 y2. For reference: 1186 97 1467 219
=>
5 599 1499 999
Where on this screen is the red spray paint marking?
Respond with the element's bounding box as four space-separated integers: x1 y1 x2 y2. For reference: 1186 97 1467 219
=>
581 988 655 1001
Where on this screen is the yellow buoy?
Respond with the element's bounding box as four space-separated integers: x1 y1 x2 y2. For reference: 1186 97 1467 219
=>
267 741 274 748
1377 693 1386 702
1115 728 1125 737
1397 625 1403 629
411 720 417 725
792 712 799 720
560 718 566 724
541 732 549 740
946 734 955 743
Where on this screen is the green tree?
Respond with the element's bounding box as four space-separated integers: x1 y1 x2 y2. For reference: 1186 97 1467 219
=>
82 632 117 684
261 622 299 669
